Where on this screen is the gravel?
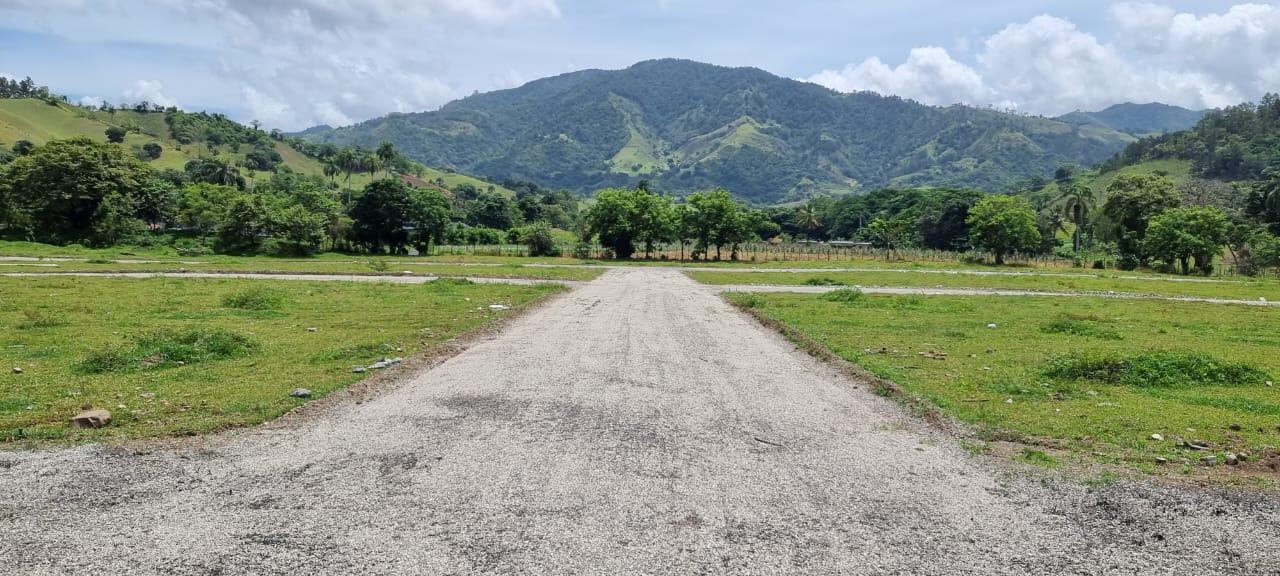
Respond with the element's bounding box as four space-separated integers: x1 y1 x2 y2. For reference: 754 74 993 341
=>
1 268 1277 575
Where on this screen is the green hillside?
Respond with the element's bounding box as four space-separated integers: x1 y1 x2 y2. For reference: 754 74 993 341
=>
1056 102 1206 137
300 59 1139 204
0 98 513 194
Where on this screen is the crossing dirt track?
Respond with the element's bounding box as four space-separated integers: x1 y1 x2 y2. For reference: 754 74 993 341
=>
2 268 1278 575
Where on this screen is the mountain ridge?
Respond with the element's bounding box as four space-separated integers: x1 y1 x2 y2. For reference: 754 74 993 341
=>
298 59 1143 203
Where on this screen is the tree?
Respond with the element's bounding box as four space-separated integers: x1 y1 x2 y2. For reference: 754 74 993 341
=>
584 188 642 259
105 126 127 144
686 189 742 260
966 195 1042 265
215 195 271 254
0 137 151 244
794 203 823 241
1103 173 1181 262
350 178 448 254
376 141 397 176
862 217 914 260
1143 207 1229 275
11 140 34 156
269 205 327 256
185 157 244 189
1057 181 1097 253
140 142 164 161
466 192 519 230
632 190 675 258
517 221 560 257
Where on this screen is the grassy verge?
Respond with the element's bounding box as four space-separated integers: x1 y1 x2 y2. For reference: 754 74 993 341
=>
692 270 1280 302
727 291 1280 484
0 276 563 444
6 260 602 281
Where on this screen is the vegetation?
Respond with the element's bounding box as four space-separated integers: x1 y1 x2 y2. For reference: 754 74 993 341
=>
0 276 563 442
728 291 1280 476
301 59 1136 203
966 196 1042 265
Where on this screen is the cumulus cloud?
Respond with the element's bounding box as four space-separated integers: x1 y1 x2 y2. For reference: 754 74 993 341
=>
806 47 992 107
77 95 105 108
123 79 179 108
809 3 1280 115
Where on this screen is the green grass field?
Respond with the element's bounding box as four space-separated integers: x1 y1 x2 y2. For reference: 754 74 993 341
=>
1 259 603 281
689 269 1280 302
0 276 564 444
729 291 1280 482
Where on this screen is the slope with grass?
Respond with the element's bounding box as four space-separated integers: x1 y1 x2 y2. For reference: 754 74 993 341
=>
0 276 563 443
730 291 1280 481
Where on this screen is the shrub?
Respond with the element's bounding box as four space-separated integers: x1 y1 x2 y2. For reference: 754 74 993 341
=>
732 293 766 309
518 222 561 257
222 287 290 311
78 328 257 373
804 277 847 286
173 238 213 257
821 288 865 303
1044 351 1271 388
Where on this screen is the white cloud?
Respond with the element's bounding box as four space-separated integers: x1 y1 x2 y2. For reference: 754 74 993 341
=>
810 4 1280 115
806 47 992 107
77 95 105 107
123 79 179 108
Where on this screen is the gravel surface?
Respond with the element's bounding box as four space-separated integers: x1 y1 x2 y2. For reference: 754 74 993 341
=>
715 283 1280 307
2 268 1278 575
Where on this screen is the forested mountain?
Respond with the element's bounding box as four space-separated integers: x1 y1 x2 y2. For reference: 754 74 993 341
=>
1101 95 1280 181
1056 103 1206 137
299 59 1138 204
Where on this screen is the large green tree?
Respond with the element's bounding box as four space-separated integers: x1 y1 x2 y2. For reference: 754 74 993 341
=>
0 137 153 244
1057 181 1097 253
1143 206 1230 275
351 178 450 254
1103 173 1181 261
966 195 1042 265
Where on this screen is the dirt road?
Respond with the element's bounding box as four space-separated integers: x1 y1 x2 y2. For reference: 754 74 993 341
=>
2 268 1277 575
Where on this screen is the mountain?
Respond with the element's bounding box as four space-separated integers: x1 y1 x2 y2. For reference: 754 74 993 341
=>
298 59 1138 204
1056 103 1206 137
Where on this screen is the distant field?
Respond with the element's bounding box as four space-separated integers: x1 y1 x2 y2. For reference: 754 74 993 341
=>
1 259 603 281
689 269 1280 302
730 291 1280 482
0 276 563 443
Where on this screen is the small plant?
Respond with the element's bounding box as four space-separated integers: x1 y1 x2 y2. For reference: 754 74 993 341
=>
1016 449 1060 468
85 258 114 264
803 276 847 286
77 328 258 374
222 287 290 311
1044 351 1271 388
821 288 864 303
1041 318 1123 341
19 308 68 329
366 258 391 273
732 293 766 309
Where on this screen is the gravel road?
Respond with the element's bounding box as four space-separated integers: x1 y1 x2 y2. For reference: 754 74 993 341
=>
2 268 1278 575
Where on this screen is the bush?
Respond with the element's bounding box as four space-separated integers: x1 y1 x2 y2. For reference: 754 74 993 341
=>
78 328 257 373
821 288 865 303
1044 351 1271 388
518 222 561 257
173 238 213 257
804 277 846 286
222 287 290 311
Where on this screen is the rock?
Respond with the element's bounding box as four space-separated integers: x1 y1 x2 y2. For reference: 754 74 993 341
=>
1200 456 1218 466
352 367 367 374
11 367 21 374
489 304 510 311
70 409 111 429
1004 398 1014 404
1229 423 1242 432
1150 433 1165 441
1225 453 1240 466
1155 457 1169 465
307 327 318 332
1267 381 1274 387
290 388 312 399
369 361 390 370
986 323 998 329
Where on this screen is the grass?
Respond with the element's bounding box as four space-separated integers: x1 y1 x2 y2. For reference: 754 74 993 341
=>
690 269 1280 302
726 291 1280 476
0 276 563 443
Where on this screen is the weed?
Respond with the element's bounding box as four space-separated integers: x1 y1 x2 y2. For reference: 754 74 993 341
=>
804 277 846 286
19 308 68 329
1044 351 1271 388
820 288 864 303
1017 449 1060 468
222 287 290 311
1041 318 1123 340
78 328 258 374
366 259 390 273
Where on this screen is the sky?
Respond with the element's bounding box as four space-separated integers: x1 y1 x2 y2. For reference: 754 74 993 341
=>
1 1 1277 131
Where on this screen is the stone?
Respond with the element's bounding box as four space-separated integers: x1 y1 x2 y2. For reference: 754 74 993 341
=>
1150 433 1164 441
290 388 312 399
1229 423 1242 432
70 409 111 429
1154 457 1169 465
1225 454 1240 466
352 367 367 374
369 361 390 370
307 327 318 332
1200 456 1217 466
986 323 998 329
11 367 21 374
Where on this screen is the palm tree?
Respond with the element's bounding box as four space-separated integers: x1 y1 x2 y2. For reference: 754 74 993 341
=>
794 203 823 241
1261 168 1280 217
1057 181 1097 253
376 141 397 176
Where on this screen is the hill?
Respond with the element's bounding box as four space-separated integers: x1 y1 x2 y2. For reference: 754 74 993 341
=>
1056 102 1206 137
0 98 513 195
298 59 1139 204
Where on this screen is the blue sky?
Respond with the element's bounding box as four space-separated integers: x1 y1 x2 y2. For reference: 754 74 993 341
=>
1 1 1275 130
